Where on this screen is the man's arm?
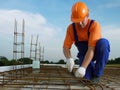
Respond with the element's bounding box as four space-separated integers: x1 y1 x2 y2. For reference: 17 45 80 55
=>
63 47 75 72
75 46 95 77
81 46 95 68
63 47 72 59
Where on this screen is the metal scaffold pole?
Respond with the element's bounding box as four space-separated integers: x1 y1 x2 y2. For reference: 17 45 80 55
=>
13 19 17 67
41 46 44 62
35 35 39 60
39 42 41 62
21 19 25 59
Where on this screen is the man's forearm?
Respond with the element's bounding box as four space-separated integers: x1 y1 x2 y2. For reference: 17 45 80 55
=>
81 46 95 68
63 47 72 59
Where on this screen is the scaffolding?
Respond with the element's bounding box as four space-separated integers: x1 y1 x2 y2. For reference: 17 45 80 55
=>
30 35 39 60
13 19 25 68
12 19 25 80
30 35 41 68
30 35 44 62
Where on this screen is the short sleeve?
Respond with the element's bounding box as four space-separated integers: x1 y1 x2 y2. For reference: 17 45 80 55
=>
88 21 102 46
63 24 74 49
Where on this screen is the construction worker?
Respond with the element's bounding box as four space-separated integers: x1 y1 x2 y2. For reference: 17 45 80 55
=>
63 2 110 83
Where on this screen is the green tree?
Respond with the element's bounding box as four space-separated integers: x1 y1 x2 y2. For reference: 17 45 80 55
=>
0 61 4 66
57 59 66 64
0 56 9 66
44 60 50 64
108 57 120 64
18 57 32 64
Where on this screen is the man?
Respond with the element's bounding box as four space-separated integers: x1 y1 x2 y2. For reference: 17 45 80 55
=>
63 2 110 83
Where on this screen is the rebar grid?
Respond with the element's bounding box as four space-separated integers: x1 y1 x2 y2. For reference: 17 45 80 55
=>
0 65 115 90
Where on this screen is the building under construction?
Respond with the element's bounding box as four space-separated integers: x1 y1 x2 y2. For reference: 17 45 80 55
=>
0 19 120 90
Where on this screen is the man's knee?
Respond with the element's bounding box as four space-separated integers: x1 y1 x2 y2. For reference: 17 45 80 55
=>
96 38 110 52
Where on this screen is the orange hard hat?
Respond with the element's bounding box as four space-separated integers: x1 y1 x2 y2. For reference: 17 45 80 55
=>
71 2 89 22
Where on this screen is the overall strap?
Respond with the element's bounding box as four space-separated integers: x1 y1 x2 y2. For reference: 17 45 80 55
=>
72 23 79 42
72 20 94 43
88 20 94 37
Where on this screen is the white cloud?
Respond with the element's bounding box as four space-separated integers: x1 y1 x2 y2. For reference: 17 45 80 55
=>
0 9 64 61
102 25 120 59
102 25 120 40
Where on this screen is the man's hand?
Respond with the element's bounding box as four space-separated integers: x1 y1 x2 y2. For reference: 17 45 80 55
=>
66 58 75 72
75 67 86 77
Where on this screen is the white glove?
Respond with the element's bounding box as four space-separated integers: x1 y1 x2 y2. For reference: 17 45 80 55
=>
66 58 75 72
75 67 86 77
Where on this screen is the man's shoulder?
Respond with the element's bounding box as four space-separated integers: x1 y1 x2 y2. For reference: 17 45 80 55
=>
67 23 74 31
91 20 100 26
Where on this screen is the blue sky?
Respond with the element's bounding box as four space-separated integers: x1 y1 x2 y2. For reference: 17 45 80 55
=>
0 0 120 62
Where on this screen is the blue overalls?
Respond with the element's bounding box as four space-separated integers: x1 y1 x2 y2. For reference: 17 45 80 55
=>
72 20 110 80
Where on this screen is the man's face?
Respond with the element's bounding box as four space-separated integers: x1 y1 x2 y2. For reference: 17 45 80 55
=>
79 16 88 28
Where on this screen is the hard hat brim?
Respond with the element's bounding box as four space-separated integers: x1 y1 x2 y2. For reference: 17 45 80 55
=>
71 16 84 23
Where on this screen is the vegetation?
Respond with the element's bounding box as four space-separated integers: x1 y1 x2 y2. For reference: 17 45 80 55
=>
0 56 32 66
0 56 120 66
107 57 120 64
